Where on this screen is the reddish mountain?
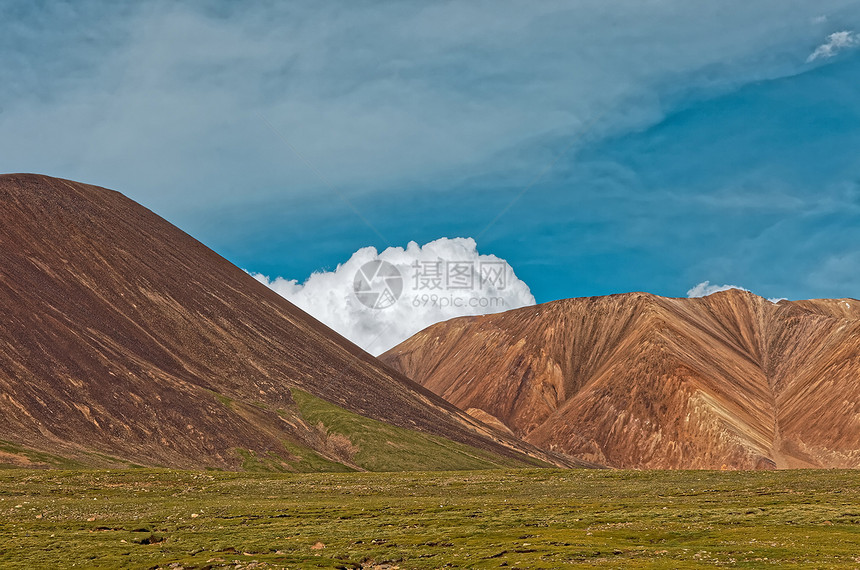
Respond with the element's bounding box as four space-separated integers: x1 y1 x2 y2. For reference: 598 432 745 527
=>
0 174 573 470
381 290 860 469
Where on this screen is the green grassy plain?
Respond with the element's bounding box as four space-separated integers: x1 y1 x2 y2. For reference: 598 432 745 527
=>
1 468 859 569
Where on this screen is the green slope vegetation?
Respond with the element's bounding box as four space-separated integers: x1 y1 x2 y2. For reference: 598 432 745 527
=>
288 389 538 471
0 440 143 470
0 440 85 470
1 389 541 474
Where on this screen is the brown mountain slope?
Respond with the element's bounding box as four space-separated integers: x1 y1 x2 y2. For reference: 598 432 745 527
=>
381 290 860 469
0 173 575 470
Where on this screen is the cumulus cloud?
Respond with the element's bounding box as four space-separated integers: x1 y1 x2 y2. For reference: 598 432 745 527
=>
807 31 860 62
251 238 535 355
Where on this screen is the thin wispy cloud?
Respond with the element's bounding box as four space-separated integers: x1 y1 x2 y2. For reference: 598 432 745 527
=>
687 281 786 303
0 0 850 212
687 281 750 298
807 30 860 62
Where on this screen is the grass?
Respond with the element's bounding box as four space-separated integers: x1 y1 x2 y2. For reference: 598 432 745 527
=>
1 389 541 475
0 440 86 470
2 469 860 568
288 389 539 471
279 441 354 473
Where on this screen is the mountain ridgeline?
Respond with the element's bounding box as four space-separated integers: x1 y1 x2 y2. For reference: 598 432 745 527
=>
382 290 860 470
0 174 576 471
5 173 858 473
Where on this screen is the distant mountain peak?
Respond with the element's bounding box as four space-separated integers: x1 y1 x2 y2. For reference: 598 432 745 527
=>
382 290 860 469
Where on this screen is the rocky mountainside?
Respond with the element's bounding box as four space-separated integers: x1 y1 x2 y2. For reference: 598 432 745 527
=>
381 290 860 469
0 173 574 470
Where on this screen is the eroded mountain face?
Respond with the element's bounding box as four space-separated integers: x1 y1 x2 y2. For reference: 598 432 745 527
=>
382 290 860 469
0 174 570 470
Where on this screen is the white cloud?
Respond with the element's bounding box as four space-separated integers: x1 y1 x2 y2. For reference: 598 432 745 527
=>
687 281 749 298
687 281 786 303
807 30 860 62
251 238 535 355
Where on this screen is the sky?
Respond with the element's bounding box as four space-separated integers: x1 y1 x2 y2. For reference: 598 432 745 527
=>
2 1 859 352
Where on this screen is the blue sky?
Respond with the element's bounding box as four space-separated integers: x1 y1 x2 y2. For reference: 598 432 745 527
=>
2 0 860 304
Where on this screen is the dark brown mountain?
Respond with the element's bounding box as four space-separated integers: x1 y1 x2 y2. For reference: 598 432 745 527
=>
381 290 860 469
0 173 576 470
